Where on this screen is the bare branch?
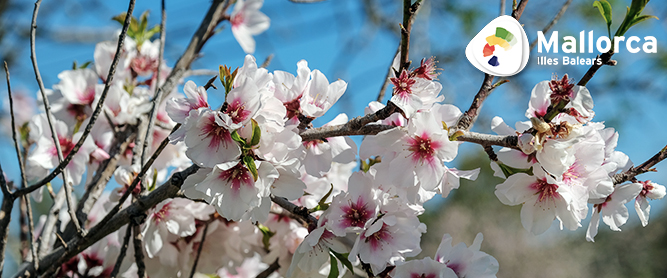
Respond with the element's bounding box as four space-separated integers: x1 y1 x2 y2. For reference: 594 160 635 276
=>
612 145 667 185
93 124 180 233
21 195 38 269
300 103 398 141
510 0 529 20
30 0 84 234
21 0 136 205
0 164 15 277
270 195 318 229
455 131 519 149
188 221 210 278
529 0 572 51
12 164 200 278
255 259 280 278
398 0 423 72
109 227 132 278
140 0 168 192
132 224 147 278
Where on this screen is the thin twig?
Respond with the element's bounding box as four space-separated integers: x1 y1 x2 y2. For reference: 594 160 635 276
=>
270 195 318 229
398 0 423 72
6 61 39 267
20 0 137 201
58 127 136 245
21 195 38 268
132 224 146 278
612 145 667 185
30 0 83 234
510 0 529 20
37 188 65 257
109 227 132 278
93 124 180 233
255 259 280 278
0 164 16 277
12 164 200 278
140 0 168 192
188 222 210 278
3 62 17 196
529 0 572 51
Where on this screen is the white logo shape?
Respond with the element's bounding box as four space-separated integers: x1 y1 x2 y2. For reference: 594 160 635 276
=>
465 15 529 76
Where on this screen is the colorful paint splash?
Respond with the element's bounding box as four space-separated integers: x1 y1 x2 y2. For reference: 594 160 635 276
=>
483 27 517 67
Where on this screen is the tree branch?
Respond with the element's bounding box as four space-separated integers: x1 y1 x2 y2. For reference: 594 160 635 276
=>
188 221 210 278
255 259 280 278
30 0 83 234
398 0 423 72
612 145 667 185
0 164 15 277
529 0 572 51
21 0 136 204
12 164 200 278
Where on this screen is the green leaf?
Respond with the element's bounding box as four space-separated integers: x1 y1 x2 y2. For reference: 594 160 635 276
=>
145 25 161 39
328 253 339 278
319 184 334 206
593 0 613 37
250 119 261 146
72 61 78 70
243 156 259 181
497 163 533 178
628 14 659 30
148 169 158 191
330 250 354 274
78 61 92 69
139 10 150 34
257 224 275 251
231 130 247 146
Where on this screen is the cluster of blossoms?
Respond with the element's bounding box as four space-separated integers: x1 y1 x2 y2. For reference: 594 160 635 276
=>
7 1 663 277
490 74 666 241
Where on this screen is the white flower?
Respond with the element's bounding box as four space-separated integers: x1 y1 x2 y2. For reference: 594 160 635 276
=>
300 70 347 118
188 161 278 221
635 180 666 227
231 0 270 54
495 167 588 235
434 233 499 278
586 183 642 242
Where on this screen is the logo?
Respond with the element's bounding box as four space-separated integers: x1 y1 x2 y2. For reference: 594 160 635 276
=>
465 15 529 76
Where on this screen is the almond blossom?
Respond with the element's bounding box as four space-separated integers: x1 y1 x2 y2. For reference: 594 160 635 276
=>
634 180 666 227
495 167 588 235
230 0 270 54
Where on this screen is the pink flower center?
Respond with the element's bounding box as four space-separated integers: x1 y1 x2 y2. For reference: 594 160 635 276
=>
639 180 654 197
363 223 392 251
283 97 302 120
407 134 441 166
200 115 233 151
390 70 416 100
67 103 89 122
231 13 245 28
51 136 76 158
152 202 172 224
340 198 374 228
225 99 252 124
531 178 559 202
218 163 253 191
